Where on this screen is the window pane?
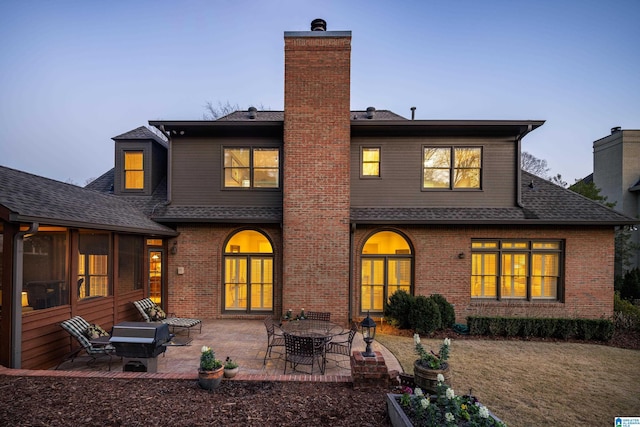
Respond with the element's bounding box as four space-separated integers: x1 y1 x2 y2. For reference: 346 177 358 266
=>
78 233 110 299
225 230 273 253
362 148 380 177
453 168 480 188
533 242 560 249
471 253 497 297
253 149 279 188
454 148 481 168
224 148 250 187
124 152 144 190
23 232 68 310
423 148 450 167
225 257 247 310
423 169 450 188
361 258 384 311
254 168 279 188
501 253 527 298
363 231 411 255
472 241 498 249
532 253 558 298
250 258 273 310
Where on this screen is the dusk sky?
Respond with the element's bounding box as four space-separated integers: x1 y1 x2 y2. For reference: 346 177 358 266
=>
1 1 638 186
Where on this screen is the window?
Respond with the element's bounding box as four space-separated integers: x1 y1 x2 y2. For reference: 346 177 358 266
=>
78 232 111 299
23 229 68 310
471 240 562 300
124 151 144 190
423 147 481 189
223 230 273 313
118 235 143 293
224 148 279 188
361 231 413 313
361 147 380 177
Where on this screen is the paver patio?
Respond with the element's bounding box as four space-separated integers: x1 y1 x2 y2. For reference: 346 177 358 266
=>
51 319 402 382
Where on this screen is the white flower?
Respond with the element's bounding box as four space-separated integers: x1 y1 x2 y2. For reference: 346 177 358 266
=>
445 412 455 422
414 387 423 396
413 333 420 345
201 346 210 353
443 337 451 346
446 387 455 400
437 373 445 383
420 398 429 409
479 405 489 419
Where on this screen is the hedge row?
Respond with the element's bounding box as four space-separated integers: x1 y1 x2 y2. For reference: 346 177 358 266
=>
467 316 614 341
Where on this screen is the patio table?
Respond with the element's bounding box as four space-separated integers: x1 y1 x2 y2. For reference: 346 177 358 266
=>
279 319 344 340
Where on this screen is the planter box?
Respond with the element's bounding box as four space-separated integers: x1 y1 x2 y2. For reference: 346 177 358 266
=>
386 394 504 426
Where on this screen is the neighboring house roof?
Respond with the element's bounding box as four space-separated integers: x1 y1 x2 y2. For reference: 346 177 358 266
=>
0 165 176 236
112 126 168 148
351 172 637 226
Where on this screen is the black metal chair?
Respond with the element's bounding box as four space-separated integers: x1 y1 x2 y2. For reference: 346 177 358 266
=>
326 321 358 359
263 316 285 365
305 311 331 321
283 333 326 374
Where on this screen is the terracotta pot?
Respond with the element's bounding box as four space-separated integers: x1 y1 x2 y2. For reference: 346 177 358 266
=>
224 367 239 378
198 367 224 390
413 361 452 395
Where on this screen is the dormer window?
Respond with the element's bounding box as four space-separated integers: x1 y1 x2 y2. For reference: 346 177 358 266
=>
124 151 144 190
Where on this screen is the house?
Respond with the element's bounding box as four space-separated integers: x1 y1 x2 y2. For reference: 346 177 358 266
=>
1 19 636 369
592 127 640 271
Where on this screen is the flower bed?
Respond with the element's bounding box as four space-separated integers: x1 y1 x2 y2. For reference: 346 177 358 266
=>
386 375 506 426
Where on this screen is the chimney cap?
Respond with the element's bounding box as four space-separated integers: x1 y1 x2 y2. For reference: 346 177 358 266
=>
366 106 375 119
611 126 621 134
311 19 326 31
248 106 257 119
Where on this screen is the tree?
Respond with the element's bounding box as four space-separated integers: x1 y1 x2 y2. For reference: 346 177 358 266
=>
568 181 615 208
521 151 550 178
548 173 568 188
203 101 240 120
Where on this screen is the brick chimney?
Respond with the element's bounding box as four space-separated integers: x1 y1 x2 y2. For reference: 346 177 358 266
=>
282 20 352 323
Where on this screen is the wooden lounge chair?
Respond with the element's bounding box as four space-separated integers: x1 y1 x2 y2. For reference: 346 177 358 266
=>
133 298 202 337
305 311 331 321
57 316 115 370
263 316 285 365
283 333 326 374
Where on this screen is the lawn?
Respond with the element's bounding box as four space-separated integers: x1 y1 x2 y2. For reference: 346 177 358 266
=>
376 333 640 426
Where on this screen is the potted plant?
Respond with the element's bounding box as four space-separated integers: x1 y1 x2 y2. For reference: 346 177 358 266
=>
386 375 506 426
198 346 223 390
413 335 452 394
223 357 239 378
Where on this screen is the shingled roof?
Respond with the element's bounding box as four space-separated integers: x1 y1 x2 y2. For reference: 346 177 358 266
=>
350 171 637 225
216 109 407 121
112 126 168 147
0 166 176 235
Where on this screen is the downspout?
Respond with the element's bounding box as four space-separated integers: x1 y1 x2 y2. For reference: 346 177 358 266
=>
348 223 355 324
515 124 533 208
11 222 38 368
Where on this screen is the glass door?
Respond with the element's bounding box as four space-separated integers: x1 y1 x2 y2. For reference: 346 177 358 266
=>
148 249 163 305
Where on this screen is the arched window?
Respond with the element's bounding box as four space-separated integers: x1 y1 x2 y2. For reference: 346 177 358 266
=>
223 230 273 313
361 231 413 313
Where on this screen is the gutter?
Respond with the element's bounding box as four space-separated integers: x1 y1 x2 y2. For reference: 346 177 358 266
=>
11 222 38 368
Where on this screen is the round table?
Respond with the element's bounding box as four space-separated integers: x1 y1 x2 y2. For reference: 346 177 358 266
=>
279 319 344 339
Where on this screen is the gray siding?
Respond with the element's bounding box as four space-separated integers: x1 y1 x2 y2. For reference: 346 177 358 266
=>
351 136 518 208
171 136 282 207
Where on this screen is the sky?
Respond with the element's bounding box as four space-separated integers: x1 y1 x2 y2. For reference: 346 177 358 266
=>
1 0 638 186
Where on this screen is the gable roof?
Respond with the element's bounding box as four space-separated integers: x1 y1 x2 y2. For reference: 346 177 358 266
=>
0 165 176 235
112 126 168 148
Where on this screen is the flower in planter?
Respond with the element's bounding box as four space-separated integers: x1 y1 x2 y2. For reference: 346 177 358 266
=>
398 376 507 426
199 346 222 371
224 356 238 369
414 334 451 369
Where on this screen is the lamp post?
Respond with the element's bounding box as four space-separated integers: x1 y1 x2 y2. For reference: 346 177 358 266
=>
360 311 377 357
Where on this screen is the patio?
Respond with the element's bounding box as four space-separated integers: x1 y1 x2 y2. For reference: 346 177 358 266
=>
53 319 402 381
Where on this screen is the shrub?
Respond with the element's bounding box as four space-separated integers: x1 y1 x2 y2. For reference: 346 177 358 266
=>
384 290 415 329
614 292 640 331
409 295 442 334
427 294 456 328
618 268 640 302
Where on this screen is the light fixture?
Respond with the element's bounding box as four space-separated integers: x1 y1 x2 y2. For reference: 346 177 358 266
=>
458 252 465 259
170 241 178 255
360 311 377 357
21 292 29 307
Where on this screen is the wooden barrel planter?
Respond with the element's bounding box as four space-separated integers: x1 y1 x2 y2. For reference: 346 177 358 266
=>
198 367 224 390
413 361 452 395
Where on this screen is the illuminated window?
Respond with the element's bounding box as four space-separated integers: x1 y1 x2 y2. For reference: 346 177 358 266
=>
23 230 69 310
471 240 562 300
423 147 481 189
124 151 144 190
223 230 273 313
361 147 380 177
224 148 279 188
78 232 111 299
361 231 413 313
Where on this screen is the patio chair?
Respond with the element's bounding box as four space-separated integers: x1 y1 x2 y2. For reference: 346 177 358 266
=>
263 316 285 365
326 321 358 360
133 298 202 337
305 311 331 321
283 333 326 375
57 316 115 370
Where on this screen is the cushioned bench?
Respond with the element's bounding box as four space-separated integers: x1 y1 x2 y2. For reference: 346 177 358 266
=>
133 298 202 337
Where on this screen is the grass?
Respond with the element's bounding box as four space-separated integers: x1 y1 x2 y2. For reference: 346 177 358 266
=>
376 333 640 427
